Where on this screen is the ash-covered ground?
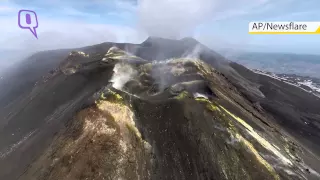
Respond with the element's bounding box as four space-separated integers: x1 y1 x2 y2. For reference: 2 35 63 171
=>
0 37 319 180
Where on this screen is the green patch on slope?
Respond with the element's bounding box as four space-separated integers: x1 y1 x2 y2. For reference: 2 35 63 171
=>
175 91 190 100
195 97 221 112
96 89 124 106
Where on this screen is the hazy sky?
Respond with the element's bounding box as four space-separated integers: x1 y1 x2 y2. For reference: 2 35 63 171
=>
1 0 320 54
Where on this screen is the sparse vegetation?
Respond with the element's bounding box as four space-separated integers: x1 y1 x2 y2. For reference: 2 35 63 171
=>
107 89 123 101
195 97 221 112
126 123 142 141
14 39 319 180
237 133 280 180
175 91 189 100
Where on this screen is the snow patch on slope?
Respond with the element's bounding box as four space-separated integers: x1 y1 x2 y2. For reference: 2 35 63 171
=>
252 69 320 98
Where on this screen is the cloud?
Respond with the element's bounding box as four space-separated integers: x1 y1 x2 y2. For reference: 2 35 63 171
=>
135 0 216 39
0 0 147 51
0 0 318 57
0 4 19 15
60 7 100 18
0 13 146 69
134 0 279 38
1 17 146 51
0 0 303 46
266 10 319 21
0 5 15 12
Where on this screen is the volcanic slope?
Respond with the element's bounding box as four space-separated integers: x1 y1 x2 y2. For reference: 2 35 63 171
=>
0 38 319 180
11 46 318 180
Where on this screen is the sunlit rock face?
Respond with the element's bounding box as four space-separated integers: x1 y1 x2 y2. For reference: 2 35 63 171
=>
1 38 320 180
22 89 152 180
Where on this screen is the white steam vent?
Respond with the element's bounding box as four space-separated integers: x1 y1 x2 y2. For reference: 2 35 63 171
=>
110 63 138 90
183 44 203 59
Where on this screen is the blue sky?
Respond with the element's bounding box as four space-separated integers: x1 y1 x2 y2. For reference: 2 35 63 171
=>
1 0 320 55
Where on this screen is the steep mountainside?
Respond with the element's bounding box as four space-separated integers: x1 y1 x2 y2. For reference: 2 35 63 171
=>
0 38 319 180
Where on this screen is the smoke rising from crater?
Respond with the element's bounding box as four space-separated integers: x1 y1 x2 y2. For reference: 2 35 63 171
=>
136 0 217 39
110 63 138 90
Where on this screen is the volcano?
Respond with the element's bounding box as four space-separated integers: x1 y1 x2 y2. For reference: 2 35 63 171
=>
0 37 319 180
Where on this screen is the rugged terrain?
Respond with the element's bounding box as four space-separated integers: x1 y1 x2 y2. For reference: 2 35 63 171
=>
0 37 319 180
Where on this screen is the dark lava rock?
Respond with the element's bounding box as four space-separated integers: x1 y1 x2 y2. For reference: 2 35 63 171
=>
0 38 319 180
